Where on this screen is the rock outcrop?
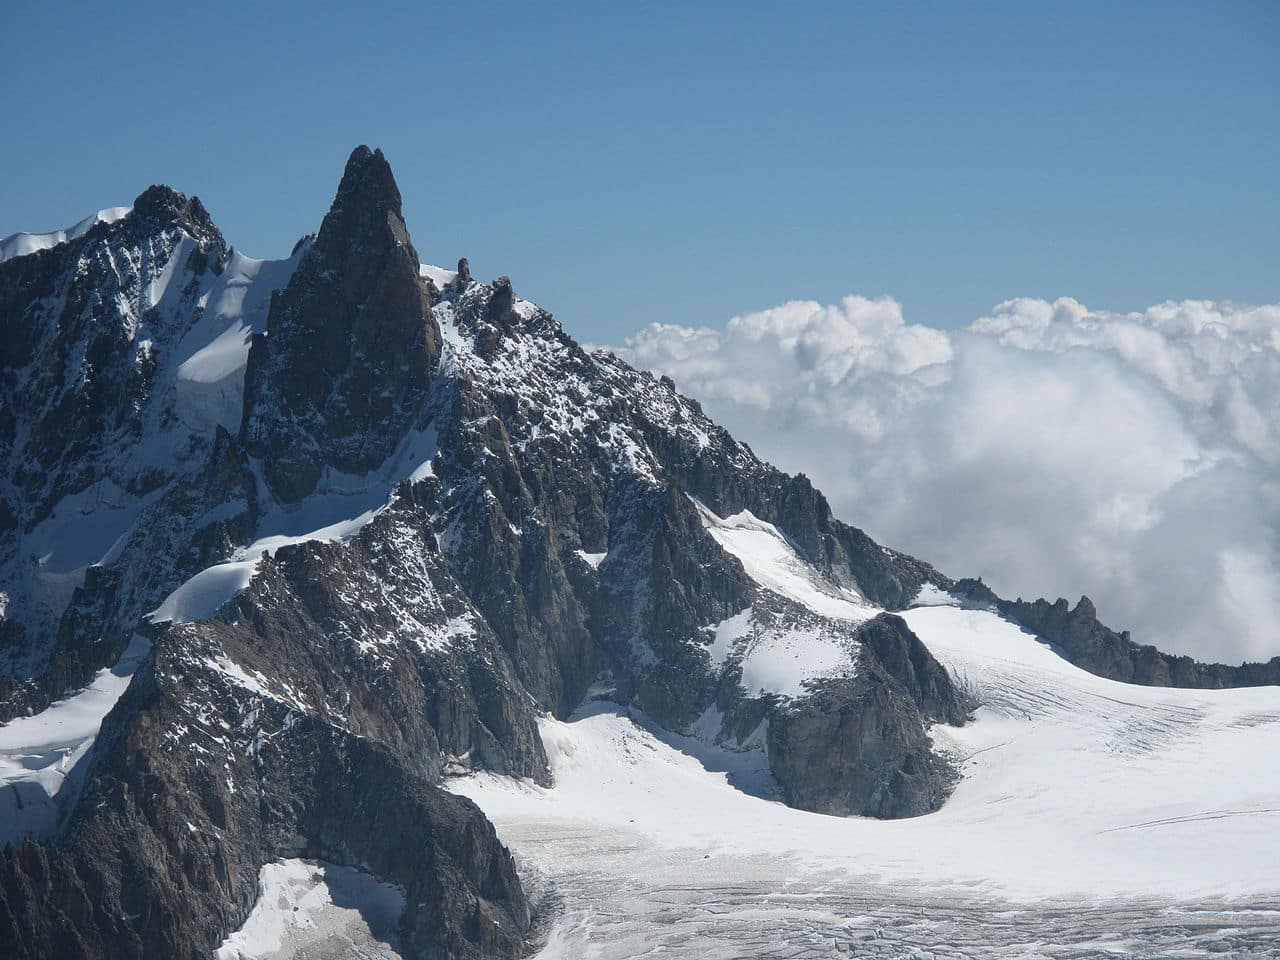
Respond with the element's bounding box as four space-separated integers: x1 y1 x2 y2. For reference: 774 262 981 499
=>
768 614 970 818
955 579 1280 689
0 656 530 960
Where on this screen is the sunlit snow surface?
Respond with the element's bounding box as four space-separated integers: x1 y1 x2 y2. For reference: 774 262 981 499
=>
694 500 874 698
693 499 874 621
418 262 457 289
216 860 405 960
454 600 1280 957
0 206 131 262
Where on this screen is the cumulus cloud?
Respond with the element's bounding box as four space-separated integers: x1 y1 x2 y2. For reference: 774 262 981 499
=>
613 296 1280 663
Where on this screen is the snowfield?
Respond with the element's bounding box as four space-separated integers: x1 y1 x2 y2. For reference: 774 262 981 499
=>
453 597 1280 957
694 498 875 622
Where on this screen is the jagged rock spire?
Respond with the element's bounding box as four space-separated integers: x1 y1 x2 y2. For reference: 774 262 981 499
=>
130 184 220 242
241 145 440 503
311 146 412 297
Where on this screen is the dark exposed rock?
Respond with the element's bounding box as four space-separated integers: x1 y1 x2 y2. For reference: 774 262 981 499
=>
215 486 550 783
599 485 751 727
456 256 471 285
954 578 1280 688
241 145 441 503
130 185 221 245
0 653 530 960
857 613 970 726
767 614 969 818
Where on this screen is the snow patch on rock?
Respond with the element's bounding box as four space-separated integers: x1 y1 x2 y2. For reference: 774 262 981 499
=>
216 859 405 960
692 498 875 622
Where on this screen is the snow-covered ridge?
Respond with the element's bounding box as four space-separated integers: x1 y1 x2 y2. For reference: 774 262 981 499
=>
0 206 131 263
434 283 762 493
419 262 457 289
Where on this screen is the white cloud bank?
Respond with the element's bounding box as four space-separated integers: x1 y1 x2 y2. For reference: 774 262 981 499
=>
613 296 1280 663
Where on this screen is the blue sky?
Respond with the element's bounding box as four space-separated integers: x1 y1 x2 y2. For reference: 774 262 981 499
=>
2 0 1277 341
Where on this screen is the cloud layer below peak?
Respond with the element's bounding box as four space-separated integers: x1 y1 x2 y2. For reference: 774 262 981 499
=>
613 296 1280 663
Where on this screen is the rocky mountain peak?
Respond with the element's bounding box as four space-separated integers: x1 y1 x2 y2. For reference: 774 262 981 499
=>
8 145 1274 960
328 145 403 222
241 146 440 503
128 183 223 250
312 146 414 288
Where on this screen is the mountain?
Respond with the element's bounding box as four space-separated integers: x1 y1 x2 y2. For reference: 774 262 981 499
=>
1 147 1276 959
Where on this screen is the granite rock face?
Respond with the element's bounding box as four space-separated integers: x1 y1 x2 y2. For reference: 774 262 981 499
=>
0 651 529 960
768 614 970 818
242 146 441 504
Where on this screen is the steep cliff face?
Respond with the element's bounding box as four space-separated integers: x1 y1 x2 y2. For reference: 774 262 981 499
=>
241 146 440 504
767 614 970 818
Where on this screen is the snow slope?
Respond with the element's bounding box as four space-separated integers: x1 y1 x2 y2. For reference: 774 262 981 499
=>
694 499 874 622
171 248 305 436
454 597 1280 955
707 608 855 699
419 262 457 289
147 425 439 625
694 499 874 699
0 635 150 844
